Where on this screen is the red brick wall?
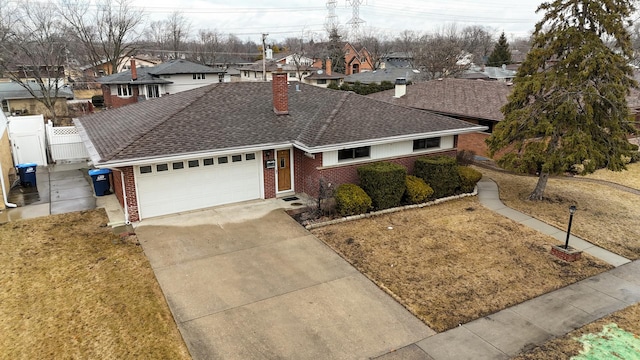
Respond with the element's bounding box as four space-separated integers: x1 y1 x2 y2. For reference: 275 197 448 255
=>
272 72 289 114
294 148 457 198
263 150 276 199
117 166 140 222
103 85 139 109
458 133 491 157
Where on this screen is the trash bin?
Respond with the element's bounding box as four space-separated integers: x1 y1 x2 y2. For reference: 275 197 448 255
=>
89 169 111 196
16 163 38 187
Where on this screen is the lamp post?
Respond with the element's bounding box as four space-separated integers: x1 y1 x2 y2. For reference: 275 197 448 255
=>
564 205 577 249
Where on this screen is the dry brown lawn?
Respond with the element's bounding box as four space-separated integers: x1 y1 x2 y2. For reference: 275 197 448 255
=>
582 161 640 190
311 197 610 333
478 167 640 260
0 210 190 359
513 302 640 359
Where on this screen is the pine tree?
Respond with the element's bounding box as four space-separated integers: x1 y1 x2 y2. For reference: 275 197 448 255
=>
328 28 346 74
487 0 638 200
486 32 512 67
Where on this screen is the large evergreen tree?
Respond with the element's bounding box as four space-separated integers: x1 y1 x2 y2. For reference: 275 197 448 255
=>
487 0 637 200
486 32 512 66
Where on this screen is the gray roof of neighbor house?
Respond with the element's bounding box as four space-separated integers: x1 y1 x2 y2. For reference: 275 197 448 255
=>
75 82 485 166
368 78 513 122
98 59 227 85
304 69 345 80
0 82 74 101
344 67 420 84
242 61 317 72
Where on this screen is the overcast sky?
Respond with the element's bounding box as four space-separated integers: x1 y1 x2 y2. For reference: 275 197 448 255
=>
129 0 545 43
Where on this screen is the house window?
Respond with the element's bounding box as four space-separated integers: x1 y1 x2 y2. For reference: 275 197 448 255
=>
317 79 327 85
139 166 152 174
156 164 168 172
289 72 296 78
188 160 199 168
193 73 206 80
1 100 8 112
232 155 242 162
245 153 256 161
172 162 184 170
147 85 160 98
203 158 214 166
218 74 224 82
117 84 133 97
413 137 441 151
338 146 370 161
218 156 228 164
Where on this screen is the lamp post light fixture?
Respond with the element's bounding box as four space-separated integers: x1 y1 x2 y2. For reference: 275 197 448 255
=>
564 205 577 249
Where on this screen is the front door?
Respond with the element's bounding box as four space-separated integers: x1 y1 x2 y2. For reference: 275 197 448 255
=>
277 149 291 192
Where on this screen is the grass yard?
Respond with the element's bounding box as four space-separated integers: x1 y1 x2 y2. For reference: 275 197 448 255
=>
478 167 640 260
582 161 640 190
0 210 190 359
513 302 640 359
311 197 611 332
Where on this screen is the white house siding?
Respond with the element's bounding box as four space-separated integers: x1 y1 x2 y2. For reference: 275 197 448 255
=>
322 135 455 167
164 74 222 93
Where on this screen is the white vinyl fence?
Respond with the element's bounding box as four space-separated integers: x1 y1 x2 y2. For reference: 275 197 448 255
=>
46 120 89 163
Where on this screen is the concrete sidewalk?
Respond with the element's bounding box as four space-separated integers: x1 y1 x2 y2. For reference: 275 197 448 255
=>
1 163 96 222
476 178 630 267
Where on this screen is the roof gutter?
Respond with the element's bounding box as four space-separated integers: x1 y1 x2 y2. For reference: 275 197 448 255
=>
293 126 488 153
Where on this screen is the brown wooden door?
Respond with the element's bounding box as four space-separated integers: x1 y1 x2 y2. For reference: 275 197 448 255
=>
277 149 291 192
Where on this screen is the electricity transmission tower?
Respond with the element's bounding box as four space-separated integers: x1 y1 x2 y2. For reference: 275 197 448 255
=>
325 0 338 30
346 0 365 40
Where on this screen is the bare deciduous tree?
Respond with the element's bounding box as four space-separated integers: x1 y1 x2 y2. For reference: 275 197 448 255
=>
166 11 191 59
0 1 69 120
59 0 143 75
358 29 393 69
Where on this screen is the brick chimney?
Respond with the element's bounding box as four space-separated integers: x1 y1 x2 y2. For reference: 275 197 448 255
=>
130 59 137 81
325 58 332 76
272 66 289 115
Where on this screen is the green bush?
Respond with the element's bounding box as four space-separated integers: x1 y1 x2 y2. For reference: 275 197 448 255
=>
404 175 434 204
458 166 483 193
357 162 407 210
414 156 460 199
334 184 372 216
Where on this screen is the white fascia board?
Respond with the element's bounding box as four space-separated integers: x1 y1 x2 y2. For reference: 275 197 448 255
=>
94 142 293 168
293 126 488 153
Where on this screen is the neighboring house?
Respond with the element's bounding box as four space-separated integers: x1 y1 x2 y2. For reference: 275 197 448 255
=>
303 60 345 88
368 78 512 157
380 52 413 69
239 61 317 82
459 64 517 82
75 71 485 222
269 50 315 66
99 59 232 108
0 82 73 118
0 111 15 211
343 66 420 85
344 43 374 75
1 65 67 88
80 55 162 78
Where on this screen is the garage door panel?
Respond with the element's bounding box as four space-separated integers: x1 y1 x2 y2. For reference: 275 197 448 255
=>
136 156 261 219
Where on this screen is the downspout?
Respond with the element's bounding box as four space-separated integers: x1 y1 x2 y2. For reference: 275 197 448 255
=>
0 161 17 208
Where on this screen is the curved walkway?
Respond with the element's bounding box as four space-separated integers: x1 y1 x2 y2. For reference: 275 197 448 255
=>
476 178 630 267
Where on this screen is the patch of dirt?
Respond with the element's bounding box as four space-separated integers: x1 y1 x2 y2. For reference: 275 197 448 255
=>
0 209 190 359
311 197 611 332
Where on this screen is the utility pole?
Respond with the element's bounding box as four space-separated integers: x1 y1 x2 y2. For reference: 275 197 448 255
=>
262 33 269 81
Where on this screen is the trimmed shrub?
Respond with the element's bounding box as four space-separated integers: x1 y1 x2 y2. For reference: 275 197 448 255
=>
357 162 407 210
414 156 460 199
334 184 372 216
404 175 434 204
458 166 483 193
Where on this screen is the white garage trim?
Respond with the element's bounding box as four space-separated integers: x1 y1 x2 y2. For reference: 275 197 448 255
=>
135 152 262 219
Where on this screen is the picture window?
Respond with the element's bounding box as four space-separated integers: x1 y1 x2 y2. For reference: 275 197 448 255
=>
413 137 441 151
338 146 370 161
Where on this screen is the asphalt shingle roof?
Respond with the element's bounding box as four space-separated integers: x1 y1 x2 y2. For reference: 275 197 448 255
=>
0 82 73 100
344 67 420 85
98 59 227 85
368 78 513 122
75 82 483 165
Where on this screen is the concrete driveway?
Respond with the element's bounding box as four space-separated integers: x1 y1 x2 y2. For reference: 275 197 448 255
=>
136 200 433 359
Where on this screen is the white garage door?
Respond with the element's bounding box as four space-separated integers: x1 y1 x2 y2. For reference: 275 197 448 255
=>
136 153 261 219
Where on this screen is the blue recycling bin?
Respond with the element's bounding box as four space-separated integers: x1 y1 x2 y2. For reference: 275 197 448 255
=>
16 163 37 187
89 169 111 196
